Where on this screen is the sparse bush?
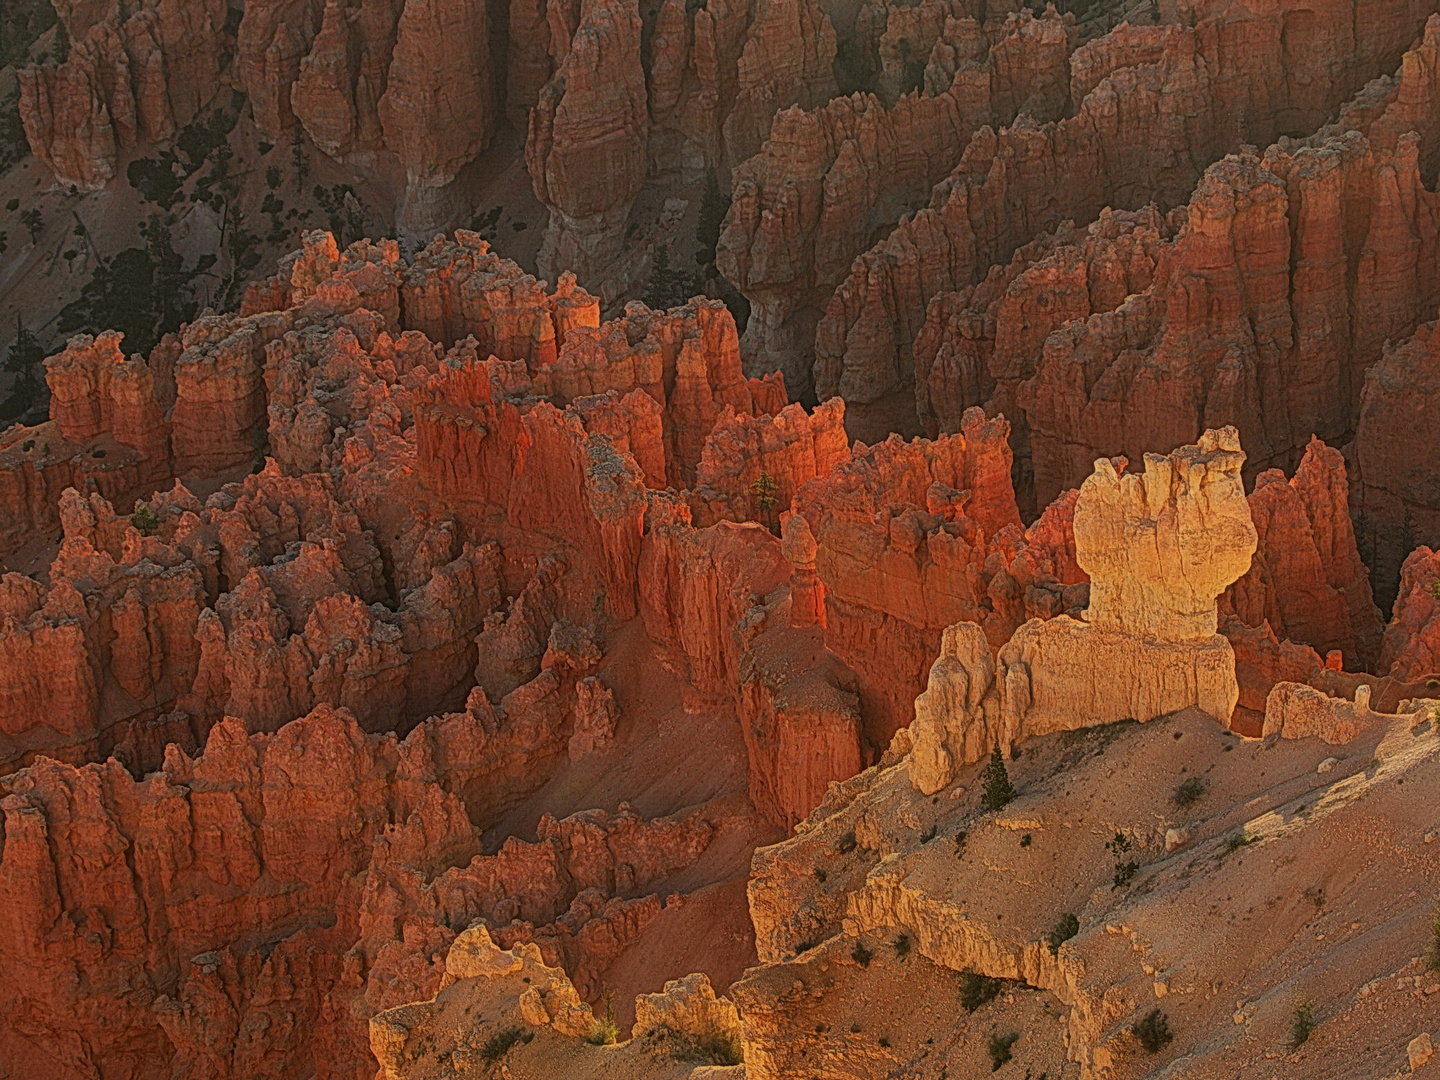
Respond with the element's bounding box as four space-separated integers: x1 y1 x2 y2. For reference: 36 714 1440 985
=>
988 1031 1019 1071
893 934 911 959
1429 905 1440 971
851 941 873 967
20 206 42 242
1173 776 1206 807
130 504 160 536
695 168 728 262
959 970 1002 1012
1133 1008 1172 1053
483 1027 530 1060
750 470 779 532
643 244 700 310
588 989 619 1045
1046 913 1079 955
1107 832 1139 888
836 830 857 854
954 829 968 857
673 1032 742 1065
2 318 46 418
1289 1001 1315 1048
813 867 827 883
1224 831 1255 855
982 743 1015 810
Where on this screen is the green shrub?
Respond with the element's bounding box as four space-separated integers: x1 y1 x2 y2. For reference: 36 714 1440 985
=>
1045 913 1079 955
1133 1008 1172 1053
1289 1001 1315 1049
673 1031 742 1065
982 744 1015 810
1224 832 1255 855
587 1016 618 1045
130 504 160 537
988 1031 1019 1070
1107 832 1138 887
851 941 873 967
959 970 1002 1012
1173 776 1206 807
588 989 619 1045
836 830 857 854
893 934 911 959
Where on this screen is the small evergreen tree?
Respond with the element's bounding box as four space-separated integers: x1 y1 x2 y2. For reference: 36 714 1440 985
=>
3 317 45 415
130 504 160 536
750 470 779 532
20 206 42 243
981 743 1015 810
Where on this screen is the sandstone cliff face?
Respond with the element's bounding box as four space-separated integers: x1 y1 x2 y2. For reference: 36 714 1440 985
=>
1353 311 1440 609
291 0 405 159
20 0 229 189
811 0 1440 410
909 427 1257 794
0 704 725 1079
719 5 1073 394
911 206 1181 514
1223 438 1384 670
1379 546 1440 679
1018 130 1440 513
719 0 838 168
378 0 496 233
789 407 1096 745
527 0 651 298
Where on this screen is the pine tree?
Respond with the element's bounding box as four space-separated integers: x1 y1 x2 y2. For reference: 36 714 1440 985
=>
3 317 45 414
981 743 1015 810
750 470 779 533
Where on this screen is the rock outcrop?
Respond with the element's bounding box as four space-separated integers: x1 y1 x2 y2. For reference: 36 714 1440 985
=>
527 0 651 299
793 407 1093 743
719 4 1073 393
378 0 496 234
1379 546 1440 680
812 0 1440 413
0 703 725 1079
909 427 1257 794
1223 438 1384 670
19 0 229 189
1353 313 1440 609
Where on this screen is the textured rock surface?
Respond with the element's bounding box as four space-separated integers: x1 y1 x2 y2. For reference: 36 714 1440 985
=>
1223 438 1384 670
719 4 1073 394
379 0 496 234
1379 546 1440 680
0 703 723 1078
1353 314 1440 609
527 0 651 297
812 0 1440 412
909 428 1257 794
739 697 1440 1080
20 0 229 189
792 407 1094 744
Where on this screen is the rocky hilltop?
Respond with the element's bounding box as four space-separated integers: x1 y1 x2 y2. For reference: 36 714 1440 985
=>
0 224 1437 1079
1 0 1440 1076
